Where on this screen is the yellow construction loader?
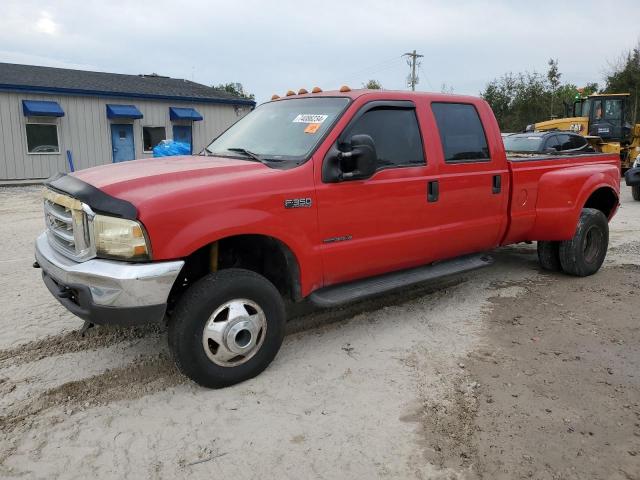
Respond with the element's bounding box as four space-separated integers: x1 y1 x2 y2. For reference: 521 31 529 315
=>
527 92 640 170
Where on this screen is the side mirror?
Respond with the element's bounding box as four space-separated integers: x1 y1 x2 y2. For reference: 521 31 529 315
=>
322 134 377 183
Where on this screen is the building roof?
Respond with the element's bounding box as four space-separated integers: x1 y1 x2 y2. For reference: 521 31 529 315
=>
0 62 255 106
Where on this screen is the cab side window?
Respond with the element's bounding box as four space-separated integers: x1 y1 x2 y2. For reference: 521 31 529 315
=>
570 135 587 150
431 102 490 162
346 107 424 168
545 136 560 151
557 134 573 151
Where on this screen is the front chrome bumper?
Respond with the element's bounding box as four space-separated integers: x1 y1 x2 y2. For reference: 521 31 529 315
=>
35 232 184 324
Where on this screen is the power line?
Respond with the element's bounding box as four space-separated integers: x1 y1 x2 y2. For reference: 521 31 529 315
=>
403 50 424 91
418 64 434 91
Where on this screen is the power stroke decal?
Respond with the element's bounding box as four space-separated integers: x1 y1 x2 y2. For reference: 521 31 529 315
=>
323 235 353 243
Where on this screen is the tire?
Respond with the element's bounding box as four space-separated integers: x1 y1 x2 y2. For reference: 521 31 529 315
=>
168 268 286 388
537 241 561 271
632 185 640 201
559 208 609 277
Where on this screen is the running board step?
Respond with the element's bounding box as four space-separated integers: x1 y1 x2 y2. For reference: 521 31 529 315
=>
309 254 493 308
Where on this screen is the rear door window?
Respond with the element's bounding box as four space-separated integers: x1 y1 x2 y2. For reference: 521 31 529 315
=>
431 103 490 163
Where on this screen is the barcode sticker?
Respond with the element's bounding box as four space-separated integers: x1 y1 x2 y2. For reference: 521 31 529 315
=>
293 114 328 124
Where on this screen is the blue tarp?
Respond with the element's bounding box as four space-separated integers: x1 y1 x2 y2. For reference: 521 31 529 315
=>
22 100 64 117
169 107 203 121
106 104 143 119
152 140 192 157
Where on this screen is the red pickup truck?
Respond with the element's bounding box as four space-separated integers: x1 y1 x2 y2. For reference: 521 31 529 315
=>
35 89 620 388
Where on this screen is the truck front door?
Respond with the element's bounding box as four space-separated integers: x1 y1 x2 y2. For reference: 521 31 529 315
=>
315 101 439 286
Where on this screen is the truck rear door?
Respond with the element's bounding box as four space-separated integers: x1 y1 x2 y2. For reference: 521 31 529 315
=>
427 101 509 259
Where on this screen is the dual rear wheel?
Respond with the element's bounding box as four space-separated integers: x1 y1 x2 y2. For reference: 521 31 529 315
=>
537 208 609 277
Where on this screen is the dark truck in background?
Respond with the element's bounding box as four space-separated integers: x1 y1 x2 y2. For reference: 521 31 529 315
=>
35 89 620 388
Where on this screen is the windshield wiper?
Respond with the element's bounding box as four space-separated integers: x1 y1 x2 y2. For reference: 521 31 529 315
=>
226 147 285 163
227 147 264 162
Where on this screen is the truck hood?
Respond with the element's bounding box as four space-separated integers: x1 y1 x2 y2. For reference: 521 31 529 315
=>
72 155 272 207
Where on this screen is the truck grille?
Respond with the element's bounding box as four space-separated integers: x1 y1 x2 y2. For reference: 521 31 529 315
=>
43 189 95 261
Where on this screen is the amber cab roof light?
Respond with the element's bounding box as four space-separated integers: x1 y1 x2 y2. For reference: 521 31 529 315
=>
339 85 351 92
271 94 280 100
311 87 322 93
298 88 308 95
285 90 296 96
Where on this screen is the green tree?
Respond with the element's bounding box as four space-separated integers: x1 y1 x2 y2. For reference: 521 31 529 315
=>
481 60 600 131
213 82 255 100
547 58 561 117
605 43 640 123
363 79 382 89
481 71 549 131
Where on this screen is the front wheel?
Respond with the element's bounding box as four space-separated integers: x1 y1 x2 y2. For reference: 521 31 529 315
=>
632 185 640 201
559 208 609 277
168 268 286 388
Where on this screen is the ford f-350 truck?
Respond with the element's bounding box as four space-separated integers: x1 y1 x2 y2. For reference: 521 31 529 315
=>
35 89 620 388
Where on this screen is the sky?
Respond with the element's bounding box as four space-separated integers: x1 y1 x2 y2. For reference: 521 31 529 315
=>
1 0 639 104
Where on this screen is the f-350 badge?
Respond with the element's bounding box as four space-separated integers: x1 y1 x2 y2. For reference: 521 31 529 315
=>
284 198 312 209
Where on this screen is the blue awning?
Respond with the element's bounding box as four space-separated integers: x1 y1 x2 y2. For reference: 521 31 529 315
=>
169 107 203 121
106 104 143 119
22 100 64 117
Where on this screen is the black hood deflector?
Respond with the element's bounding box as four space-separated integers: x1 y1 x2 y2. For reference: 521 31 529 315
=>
45 173 138 220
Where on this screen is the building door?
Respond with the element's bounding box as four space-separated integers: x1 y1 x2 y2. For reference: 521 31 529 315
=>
173 125 193 153
110 124 135 162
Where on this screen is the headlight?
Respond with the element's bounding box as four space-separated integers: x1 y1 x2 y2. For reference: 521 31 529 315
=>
93 215 150 261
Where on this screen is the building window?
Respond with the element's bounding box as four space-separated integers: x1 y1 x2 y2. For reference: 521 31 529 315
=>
143 126 166 152
26 123 60 154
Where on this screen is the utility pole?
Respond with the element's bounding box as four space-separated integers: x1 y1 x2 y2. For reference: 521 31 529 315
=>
403 50 423 91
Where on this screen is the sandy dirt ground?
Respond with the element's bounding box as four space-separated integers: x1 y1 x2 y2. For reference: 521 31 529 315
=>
0 185 639 479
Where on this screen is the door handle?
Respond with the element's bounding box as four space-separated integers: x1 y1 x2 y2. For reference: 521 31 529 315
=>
492 175 501 194
427 180 439 202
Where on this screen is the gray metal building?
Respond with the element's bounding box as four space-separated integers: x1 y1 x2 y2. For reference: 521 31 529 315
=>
0 63 255 181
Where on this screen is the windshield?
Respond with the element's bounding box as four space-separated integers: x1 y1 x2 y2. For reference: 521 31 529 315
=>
604 99 623 121
503 135 543 152
206 97 350 161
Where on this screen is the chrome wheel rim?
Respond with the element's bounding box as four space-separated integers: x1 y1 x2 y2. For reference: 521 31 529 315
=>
202 299 267 367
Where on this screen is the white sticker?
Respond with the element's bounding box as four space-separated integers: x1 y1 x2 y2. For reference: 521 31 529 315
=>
293 114 328 124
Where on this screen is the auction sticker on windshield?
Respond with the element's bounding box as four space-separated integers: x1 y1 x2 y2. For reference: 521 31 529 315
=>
293 114 328 123
304 123 322 134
